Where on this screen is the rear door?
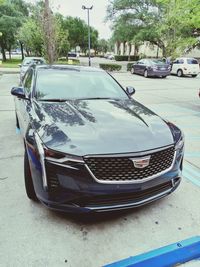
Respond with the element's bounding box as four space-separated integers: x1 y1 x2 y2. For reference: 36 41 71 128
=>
137 59 145 74
186 58 200 74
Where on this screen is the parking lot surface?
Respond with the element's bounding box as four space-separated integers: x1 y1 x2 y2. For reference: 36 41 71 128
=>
0 71 200 267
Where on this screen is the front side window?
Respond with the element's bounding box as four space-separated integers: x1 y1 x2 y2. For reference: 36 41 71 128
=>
35 69 128 100
23 69 33 94
177 59 184 64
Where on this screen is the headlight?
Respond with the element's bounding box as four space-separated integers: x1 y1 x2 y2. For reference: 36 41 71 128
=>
44 148 84 163
175 135 184 150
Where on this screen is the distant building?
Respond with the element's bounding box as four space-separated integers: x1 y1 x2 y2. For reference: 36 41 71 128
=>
114 41 200 59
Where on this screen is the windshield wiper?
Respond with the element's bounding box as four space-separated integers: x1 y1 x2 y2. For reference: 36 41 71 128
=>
38 98 69 102
76 97 113 100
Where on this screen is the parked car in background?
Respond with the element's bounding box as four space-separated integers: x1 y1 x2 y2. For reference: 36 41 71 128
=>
107 54 115 60
11 65 184 213
104 52 114 59
68 52 79 59
19 57 46 83
131 59 171 78
171 57 200 77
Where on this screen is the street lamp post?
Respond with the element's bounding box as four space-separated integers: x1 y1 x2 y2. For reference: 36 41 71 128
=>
82 5 93 66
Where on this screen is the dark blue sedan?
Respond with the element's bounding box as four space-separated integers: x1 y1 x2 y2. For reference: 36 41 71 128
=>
131 59 171 78
11 65 183 213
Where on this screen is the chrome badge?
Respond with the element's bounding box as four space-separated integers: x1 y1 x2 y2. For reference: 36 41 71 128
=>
131 156 151 169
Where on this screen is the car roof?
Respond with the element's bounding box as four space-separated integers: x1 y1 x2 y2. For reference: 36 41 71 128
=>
34 65 105 73
177 57 196 60
24 57 45 60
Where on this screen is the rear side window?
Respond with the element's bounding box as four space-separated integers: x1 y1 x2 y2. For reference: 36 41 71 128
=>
187 59 198 64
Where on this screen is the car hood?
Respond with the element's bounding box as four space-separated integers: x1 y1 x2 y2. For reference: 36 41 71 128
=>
32 99 174 156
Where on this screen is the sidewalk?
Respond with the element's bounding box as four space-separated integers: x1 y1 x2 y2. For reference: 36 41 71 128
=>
0 67 19 74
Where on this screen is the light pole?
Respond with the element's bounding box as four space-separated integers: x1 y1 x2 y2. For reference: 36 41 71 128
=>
82 5 93 66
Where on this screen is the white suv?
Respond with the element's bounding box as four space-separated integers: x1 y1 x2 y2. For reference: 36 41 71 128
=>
171 57 199 77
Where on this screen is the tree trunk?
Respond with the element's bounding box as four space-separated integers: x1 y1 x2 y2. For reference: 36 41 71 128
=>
9 49 11 60
128 43 131 61
43 0 56 64
162 46 166 58
19 41 24 61
1 47 6 62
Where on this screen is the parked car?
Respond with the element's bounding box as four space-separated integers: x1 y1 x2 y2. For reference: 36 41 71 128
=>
107 54 115 60
171 57 200 77
131 59 171 78
19 57 46 83
104 52 114 59
11 65 184 213
67 52 79 59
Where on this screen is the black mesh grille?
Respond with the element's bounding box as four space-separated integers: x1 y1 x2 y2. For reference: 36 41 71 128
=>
76 181 173 207
84 146 175 182
45 161 60 190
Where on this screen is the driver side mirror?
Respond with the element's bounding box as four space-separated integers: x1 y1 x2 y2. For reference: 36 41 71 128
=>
126 86 135 96
11 86 29 100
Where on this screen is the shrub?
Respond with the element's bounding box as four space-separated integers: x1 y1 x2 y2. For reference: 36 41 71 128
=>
127 62 137 71
57 59 80 65
99 63 122 71
114 55 139 61
68 59 80 65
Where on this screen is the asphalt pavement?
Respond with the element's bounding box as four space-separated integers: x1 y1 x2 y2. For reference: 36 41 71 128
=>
0 69 200 267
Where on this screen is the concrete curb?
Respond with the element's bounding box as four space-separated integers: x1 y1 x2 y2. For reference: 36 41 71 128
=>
104 236 200 267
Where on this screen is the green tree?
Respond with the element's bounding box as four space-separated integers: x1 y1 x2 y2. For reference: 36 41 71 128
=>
54 14 70 57
0 3 23 61
97 39 109 54
107 0 200 57
18 18 43 56
0 0 29 61
63 16 98 53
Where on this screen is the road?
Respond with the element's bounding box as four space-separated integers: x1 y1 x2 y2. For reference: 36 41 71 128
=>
0 70 200 267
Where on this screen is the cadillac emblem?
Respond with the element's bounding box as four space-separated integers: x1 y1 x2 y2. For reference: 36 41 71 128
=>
131 156 151 169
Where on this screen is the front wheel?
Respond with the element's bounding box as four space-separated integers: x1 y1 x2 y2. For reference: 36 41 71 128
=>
16 113 20 129
24 149 37 201
177 69 183 77
192 74 197 78
144 69 148 78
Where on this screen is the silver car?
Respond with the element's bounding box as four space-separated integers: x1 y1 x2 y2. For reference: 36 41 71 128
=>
19 57 46 83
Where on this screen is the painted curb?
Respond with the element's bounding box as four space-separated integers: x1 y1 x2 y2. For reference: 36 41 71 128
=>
104 236 200 267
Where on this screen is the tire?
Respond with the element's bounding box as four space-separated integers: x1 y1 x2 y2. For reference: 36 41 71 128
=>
144 69 148 78
16 113 20 129
177 69 183 77
192 75 197 78
162 76 167 78
131 67 135 74
24 149 37 201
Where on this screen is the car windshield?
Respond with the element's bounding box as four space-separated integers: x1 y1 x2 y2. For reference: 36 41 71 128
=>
23 58 45 66
151 59 165 65
187 59 198 64
35 69 128 100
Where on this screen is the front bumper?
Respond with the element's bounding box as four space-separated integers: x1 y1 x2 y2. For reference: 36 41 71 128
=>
40 177 181 213
28 144 184 213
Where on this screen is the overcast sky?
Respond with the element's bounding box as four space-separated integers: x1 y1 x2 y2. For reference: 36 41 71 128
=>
27 0 112 39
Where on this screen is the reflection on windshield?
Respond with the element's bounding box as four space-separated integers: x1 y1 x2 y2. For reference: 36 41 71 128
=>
36 69 128 100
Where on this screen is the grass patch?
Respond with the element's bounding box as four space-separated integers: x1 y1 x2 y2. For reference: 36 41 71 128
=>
56 59 80 65
0 58 22 68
